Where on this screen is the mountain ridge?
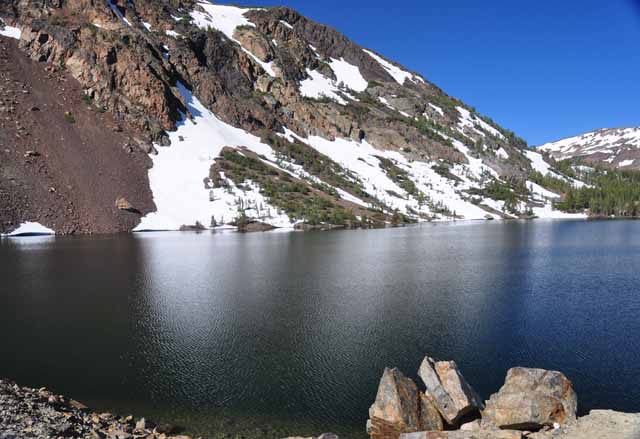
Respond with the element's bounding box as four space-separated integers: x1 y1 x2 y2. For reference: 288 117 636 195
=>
1 1 587 235
539 127 640 170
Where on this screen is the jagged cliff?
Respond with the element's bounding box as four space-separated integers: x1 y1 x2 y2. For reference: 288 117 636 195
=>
0 1 587 234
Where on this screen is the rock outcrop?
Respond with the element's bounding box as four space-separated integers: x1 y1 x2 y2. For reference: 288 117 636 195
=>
367 356 638 439
482 368 577 431
418 357 483 426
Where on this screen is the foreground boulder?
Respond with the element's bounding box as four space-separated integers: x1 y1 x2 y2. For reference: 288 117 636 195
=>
368 367 443 439
482 368 577 430
418 357 483 425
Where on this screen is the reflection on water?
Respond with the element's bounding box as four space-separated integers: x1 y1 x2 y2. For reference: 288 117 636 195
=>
1 220 640 437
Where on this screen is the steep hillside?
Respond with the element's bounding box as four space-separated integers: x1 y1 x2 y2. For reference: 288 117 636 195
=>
1 1 586 235
539 127 640 170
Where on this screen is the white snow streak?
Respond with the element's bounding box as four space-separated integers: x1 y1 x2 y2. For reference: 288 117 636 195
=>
363 49 423 85
2 222 55 237
0 24 21 40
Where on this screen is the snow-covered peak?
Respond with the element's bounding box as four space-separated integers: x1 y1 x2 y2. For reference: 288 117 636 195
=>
539 127 640 169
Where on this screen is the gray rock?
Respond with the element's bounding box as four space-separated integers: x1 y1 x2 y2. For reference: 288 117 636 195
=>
418 357 483 425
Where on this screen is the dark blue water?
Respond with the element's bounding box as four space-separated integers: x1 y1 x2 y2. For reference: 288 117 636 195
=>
1 220 639 437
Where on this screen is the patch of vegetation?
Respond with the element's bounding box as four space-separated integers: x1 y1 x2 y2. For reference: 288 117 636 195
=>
432 162 462 183
528 170 571 195
554 166 640 217
63 112 76 124
375 156 418 196
212 148 374 227
262 132 381 207
468 177 530 215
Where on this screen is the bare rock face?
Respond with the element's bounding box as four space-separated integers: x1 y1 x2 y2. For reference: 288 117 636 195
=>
418 357 483 426
368 368 426 439
419 393 444 432
233 26 273 63
482 368 577 431
400 431 523 439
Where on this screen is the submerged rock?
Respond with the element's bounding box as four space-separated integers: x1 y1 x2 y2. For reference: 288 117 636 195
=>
482 367 577 431
418 357 483 426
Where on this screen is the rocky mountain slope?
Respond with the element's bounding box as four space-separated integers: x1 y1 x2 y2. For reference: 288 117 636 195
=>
1 0 588 235
539 127 640 170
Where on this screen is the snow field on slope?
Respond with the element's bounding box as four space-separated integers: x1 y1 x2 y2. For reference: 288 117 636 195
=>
136 82 295 231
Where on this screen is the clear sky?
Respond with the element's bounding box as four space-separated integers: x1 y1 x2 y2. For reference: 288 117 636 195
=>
220 0 639 146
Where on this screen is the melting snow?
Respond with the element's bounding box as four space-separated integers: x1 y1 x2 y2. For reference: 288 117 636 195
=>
328 58 368 92
428 103 444 116
363 49 423 85
2 222 55 237
457 107 505 139
279 20 293 29
496 147 509 159
618 159 635 167
142 21 152 31
299 69 348 105
136 82 293 231
0 24 21 40
165 30 181 38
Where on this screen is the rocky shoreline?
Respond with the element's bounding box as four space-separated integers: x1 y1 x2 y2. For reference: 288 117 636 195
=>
365 356 640 439
2 355 639 439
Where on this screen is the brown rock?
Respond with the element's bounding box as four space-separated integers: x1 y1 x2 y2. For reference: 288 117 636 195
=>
418 357 483 425
368 368 422 439
419 393 444 431
482 368 577 431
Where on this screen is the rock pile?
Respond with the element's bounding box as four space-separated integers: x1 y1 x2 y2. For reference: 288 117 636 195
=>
367 355 640 439
0 379 192 439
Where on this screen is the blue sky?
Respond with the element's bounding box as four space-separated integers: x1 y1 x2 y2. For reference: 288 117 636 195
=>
221 0 639 146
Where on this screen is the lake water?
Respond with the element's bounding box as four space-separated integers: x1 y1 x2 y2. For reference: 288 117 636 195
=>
1 220 639 438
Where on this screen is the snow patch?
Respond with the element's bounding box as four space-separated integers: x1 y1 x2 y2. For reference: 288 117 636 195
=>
363 49 423 85
0 24 21 40
618 159 635 168
279 20 293 29
165 30 181 38
328 58 368 92
142 21 152 31
2 222 55 237
428 103 444 116
299 69 347 105
496 147 509 159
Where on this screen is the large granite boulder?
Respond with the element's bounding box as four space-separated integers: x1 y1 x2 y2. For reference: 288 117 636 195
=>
368 368 422 439
368 368 443 439
482 368 577 431
418 357 483 425
400 431 523 439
